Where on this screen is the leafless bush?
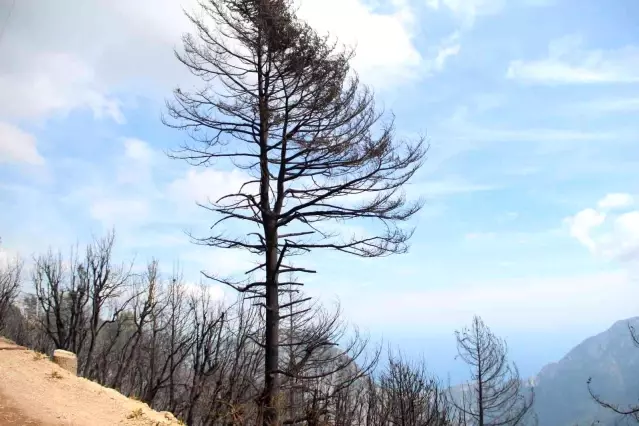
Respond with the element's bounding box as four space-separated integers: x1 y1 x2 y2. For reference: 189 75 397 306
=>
1 234 465 426
0 254 22 331
376 350 457 426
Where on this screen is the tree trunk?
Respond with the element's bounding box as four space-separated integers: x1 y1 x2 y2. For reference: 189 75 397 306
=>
263 222 280 426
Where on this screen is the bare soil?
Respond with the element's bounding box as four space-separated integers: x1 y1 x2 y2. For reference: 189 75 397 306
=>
0 337 183 426
0 390 46 425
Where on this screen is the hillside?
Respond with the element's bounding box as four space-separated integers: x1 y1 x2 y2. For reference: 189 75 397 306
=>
533 317 639 426
0 338 183 426
4 316 639 426
448 318 639 425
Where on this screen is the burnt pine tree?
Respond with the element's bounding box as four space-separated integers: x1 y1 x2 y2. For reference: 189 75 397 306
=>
451 316 536 426
164 0 426 423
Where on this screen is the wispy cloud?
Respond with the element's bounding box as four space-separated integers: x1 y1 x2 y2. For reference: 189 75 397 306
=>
335 270 638 332
425 0 505 29
0 122 44 166
424 0 553 29
431 31 461 72
507 35 639 84
414 177 497 197
564 97 639 114
598 193 634 210
444 106 616 144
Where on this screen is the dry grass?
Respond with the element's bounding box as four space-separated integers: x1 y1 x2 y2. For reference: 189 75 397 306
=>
47 370 63 380
32 352 47 361
126 407 144 420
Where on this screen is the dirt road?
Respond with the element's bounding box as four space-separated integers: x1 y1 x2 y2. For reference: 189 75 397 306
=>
0 338 182 426
0 390 46 425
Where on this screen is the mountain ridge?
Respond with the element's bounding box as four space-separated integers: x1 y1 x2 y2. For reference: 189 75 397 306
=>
529 316 639 426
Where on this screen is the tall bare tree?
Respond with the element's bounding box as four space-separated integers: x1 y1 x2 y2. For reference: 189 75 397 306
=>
31 232 134 375
104 260 164 391
82 230 134 378
451 316 536 426
165 0 426 423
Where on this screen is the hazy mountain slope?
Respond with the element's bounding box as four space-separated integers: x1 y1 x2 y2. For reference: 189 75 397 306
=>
533 317 639 426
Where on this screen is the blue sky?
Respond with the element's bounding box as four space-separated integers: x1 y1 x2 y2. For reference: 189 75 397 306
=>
1 0 639 383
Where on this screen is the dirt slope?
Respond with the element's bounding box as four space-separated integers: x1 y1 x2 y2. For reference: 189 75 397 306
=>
0 338 183 426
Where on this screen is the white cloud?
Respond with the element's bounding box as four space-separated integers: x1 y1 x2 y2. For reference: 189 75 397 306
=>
296 0 423 86
617 211 639 236
566 208 605 252
0 51 124 122
0 122 44 165
89 197 150 228
566 193 639 263
182 281 226 302
0 135 259 286
507 35 639 84
464 232 496 240
71 138 163 230
427 0 505 28
61 138 256 245
0 0 195 121
598 193 634 210
425 0 550 29
611 212 639 262
115 138 161 187
167 168 254 206
0 0 423 126
416 177 496 196
123 138 155 164
182 248 258 278
432 31 461 71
